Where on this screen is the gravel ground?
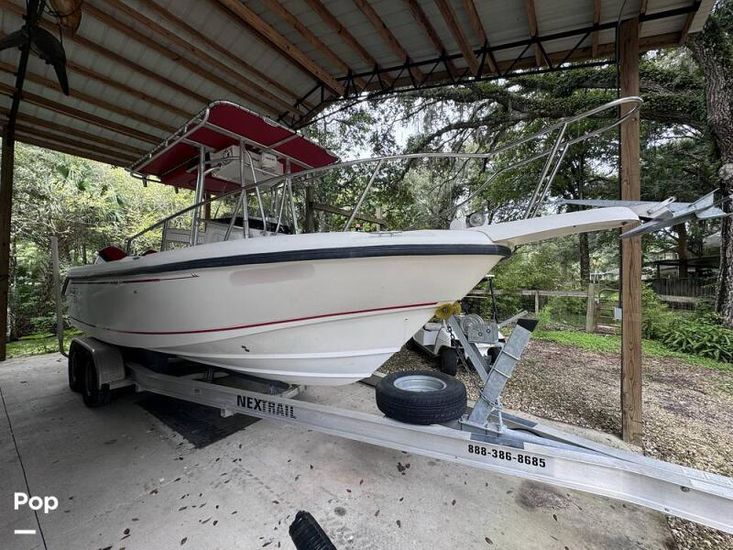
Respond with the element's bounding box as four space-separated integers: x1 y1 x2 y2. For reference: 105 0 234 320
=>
380 340 733 550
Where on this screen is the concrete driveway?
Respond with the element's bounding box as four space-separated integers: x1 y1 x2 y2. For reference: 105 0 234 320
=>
0 353 672 549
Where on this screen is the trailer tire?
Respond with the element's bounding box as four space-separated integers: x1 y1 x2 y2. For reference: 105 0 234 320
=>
68 345 83 393
80 350 111 408
289 510 336 550
376 370 466 425
439 347 458 376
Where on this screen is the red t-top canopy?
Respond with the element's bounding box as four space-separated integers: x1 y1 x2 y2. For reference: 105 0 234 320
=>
130 101 338 194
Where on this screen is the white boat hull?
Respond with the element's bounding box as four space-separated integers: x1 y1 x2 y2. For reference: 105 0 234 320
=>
66 230 508 385
66 208 639 385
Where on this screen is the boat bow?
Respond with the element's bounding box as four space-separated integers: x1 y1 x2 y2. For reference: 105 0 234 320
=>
469 207 639 248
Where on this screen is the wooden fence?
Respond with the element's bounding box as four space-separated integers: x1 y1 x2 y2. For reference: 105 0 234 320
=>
466 284 707 333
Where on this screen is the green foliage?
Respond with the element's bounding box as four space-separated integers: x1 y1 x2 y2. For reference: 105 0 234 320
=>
8 143 192 339
6 329 80 359
640 285 733 363
534 329 732 372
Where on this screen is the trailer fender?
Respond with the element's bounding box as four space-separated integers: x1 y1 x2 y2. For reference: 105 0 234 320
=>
433 326 452 355
69 337 126 389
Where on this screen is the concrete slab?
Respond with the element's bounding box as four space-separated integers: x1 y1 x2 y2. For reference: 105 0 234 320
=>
0 353 673 550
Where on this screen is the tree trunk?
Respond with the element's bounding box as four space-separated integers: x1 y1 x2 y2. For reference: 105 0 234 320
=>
675 223 688 279
687 5 733 327
579 232 591 283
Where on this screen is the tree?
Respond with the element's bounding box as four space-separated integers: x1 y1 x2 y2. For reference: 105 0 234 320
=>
335 5 732 324
686 1 733 327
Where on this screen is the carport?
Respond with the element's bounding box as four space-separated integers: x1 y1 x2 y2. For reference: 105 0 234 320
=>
0 0 714 457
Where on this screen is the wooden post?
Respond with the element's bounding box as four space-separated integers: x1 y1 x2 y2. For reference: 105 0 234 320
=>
0 1 39 360
619 17 643 444
534 290 540 314
0 129 14 360
585 283 597 333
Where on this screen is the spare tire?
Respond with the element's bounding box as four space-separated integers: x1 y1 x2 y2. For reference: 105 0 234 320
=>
376 370 466 425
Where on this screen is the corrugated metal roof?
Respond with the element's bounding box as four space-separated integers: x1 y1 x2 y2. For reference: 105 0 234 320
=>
0 0 714 168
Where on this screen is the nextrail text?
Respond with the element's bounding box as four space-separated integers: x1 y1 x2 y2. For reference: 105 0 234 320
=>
237 395 296 419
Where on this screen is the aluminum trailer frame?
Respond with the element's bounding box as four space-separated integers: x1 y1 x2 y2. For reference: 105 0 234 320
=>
70 335 733 535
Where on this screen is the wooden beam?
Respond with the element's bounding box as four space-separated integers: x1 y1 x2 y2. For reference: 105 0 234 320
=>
86 0 299 117
0 29 191 120
0 0 210 106
0 82 162 144
592 0 602 57
302 0 392 85
460 0 498 73
258 0 368 90
13 126 137 164
0 61 177 134
434 0 479 75
13 132 133 166
678 2 701 44
0 108 147 156
66 61 190 120
524 0 544 67
215 0 345 95
404 0 458 77
353 0 424 82
137 0 304 107
619 17 642 445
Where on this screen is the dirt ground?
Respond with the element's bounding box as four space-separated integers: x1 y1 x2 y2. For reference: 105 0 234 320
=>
380 341 733 550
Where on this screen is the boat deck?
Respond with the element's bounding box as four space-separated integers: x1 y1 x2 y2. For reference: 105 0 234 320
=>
0 353 671 549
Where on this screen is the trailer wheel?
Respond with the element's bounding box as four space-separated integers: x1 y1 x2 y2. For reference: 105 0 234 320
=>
68 345 83 393
376 370 466 425
439 347 458 376
80 349 111 408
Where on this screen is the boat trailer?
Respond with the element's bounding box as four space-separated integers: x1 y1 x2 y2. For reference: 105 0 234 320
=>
66 319 733 535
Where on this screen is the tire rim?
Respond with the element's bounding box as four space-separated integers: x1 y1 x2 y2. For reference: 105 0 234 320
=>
394 375 447 392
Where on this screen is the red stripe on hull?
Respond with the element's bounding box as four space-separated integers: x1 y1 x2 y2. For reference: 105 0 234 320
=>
70 301 438 336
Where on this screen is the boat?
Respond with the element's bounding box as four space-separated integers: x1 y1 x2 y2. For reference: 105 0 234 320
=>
65 99 642 385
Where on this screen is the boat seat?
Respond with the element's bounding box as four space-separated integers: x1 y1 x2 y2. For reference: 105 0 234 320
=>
96 245 128 262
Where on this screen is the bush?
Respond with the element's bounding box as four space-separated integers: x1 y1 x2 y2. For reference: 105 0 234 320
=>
640 285 733 363
656 314 733 363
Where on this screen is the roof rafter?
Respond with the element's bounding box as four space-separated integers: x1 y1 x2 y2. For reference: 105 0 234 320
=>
0 81 161 143
404 0 458 78
678 0 702 44
0 61 176 134
15 132 134 166
352 0 424 82
214 0 345 95
89 0 300 117
433 0 479 75
459 0 498 74
0 107 147 156
65 59 191 120
524 0 545 67
592 0 602 57
14 125 138 164
301 0 393 86
135 0 307 109
0 0 211 107
258 0 368 91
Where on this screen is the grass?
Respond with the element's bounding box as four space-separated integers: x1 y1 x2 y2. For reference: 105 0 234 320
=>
534 329 733 372
6 329 80 359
